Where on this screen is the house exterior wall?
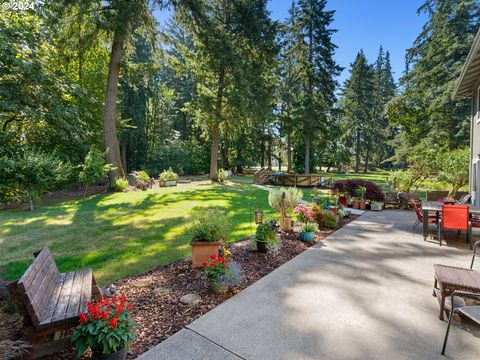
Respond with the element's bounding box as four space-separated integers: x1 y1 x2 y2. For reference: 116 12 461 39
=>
471 85 480 205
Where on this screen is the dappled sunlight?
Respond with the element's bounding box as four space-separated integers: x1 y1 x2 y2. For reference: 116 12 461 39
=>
0 182 271 284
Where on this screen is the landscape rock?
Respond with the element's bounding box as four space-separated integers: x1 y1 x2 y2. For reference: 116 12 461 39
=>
132 279 151 288
153 286 170 296
180 293 201 306
102 284 117 297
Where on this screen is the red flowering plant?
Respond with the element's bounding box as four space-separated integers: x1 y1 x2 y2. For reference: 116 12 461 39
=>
203 255 242 293
72 294 137 357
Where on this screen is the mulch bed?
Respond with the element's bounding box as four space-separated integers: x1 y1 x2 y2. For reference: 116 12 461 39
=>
3 216 357 359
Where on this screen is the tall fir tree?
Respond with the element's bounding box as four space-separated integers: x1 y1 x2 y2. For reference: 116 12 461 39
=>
340 50 374 172
291 0 341 174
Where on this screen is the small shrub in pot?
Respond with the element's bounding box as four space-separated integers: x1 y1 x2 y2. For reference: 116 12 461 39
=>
159 167 178 186
203 255 242 294
189 207 231 267
252 220 280 253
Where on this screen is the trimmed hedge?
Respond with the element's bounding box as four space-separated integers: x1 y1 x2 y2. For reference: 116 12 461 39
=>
331 179 385 202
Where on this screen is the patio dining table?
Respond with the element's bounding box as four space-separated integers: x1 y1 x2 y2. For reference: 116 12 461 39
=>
422 201 480 240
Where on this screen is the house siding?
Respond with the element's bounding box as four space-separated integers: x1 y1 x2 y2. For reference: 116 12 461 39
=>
471 86 480 205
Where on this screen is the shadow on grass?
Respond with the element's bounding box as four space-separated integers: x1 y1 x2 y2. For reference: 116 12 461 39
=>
0 182 274 284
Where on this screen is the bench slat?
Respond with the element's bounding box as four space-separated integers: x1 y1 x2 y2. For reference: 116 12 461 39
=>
40 273 66 325
66 269 91 318
51 271 75 323
18 248 51 290
79 269 93 315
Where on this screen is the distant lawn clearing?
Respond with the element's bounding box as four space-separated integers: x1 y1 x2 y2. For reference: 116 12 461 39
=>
0 181 273 285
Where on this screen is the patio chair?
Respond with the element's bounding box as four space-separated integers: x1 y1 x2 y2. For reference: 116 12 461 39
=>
438 205 472 247
440 241 480 355
411 199 438 233
458 194 471 204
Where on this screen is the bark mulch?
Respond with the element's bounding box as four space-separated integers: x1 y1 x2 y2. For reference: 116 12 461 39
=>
4 216 357 359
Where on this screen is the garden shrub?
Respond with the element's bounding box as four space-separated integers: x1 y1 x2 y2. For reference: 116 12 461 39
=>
331 179 384 202
312 204 338 229
78 147 112 198
137 170 151 183
110 178 129 192
190 207 231 242
252 220 280 252
159 167 178 181
217 169 228 181
268 187 303 217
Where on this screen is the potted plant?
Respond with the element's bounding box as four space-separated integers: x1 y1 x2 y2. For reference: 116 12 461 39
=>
336 205 351 218
189 207 231 268
268 187 303 231
251 220 280 253
72 294 137 360
202 255 242 294
370 201 383 211
354 186 367 210
159 167 178 187
312 204 339 229
299 222 318 243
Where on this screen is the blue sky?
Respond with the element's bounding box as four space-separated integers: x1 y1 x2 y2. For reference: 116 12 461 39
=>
155 0 427 85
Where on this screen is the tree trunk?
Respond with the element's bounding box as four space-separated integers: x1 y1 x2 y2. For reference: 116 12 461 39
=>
209 125 220 180
121 137 127 174
304 133 310 174
355 128 361 173
260 139 265 167
267 139 272 170
278 153 282 171
287 133 292 173
209 68 225 180
104 30 126 180
83 184 88 200
29 198 34 211
364 149 369 173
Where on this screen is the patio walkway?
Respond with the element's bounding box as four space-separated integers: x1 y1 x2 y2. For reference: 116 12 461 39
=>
138 210 480 359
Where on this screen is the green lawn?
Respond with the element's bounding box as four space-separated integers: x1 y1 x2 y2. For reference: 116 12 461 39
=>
0 182 273 285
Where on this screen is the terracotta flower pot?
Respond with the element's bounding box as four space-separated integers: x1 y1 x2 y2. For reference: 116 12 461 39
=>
359 200 366 210
353 200 360 209
191 240 221 268
279 216 292 231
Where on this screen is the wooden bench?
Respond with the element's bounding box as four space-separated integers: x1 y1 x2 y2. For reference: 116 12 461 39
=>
7 247 101 359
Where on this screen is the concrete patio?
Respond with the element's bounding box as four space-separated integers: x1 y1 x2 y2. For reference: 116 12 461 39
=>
138 210 480 360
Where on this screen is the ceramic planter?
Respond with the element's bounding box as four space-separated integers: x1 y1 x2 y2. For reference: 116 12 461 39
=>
256 240 268 253
190 240 221 268
371 203 383 211
299 231 315 242
338 196 347 207
159 180 177 187
279 216 292 231
93 348 126 360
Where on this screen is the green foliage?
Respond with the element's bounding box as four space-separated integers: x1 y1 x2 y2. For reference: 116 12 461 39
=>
110 178 129 192
437 147 470 198
136 171 151 183
217 169 228 182
312 205 338 229
354 186 367 200
268 187 303 217
71 295 137 356
300 222 318 233
0 150 71 209
78 147 112 190
253 220 280 252
159 167 178 181
189 207 231 242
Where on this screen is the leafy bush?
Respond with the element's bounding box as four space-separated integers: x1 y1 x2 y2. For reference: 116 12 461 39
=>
159 167 178 181
190 207 231 242
312 205 338 229
217 169 228 181
78 147 112 198
294 204 314 223
268 187 303 217
137 170 151 183
110 178 129 192
354 186 367 200
253 220 280 252
0 149 71 209
437 147 469 198
331 179 384 202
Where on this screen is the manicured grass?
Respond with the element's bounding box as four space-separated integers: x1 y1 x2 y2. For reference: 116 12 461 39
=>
0 182 274 285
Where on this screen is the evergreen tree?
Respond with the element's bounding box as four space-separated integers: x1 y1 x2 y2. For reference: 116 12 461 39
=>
387 0 480 149
339 50 375 172
291 0 341 174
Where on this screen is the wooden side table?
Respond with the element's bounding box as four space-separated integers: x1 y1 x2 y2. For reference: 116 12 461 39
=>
433 264 480 320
